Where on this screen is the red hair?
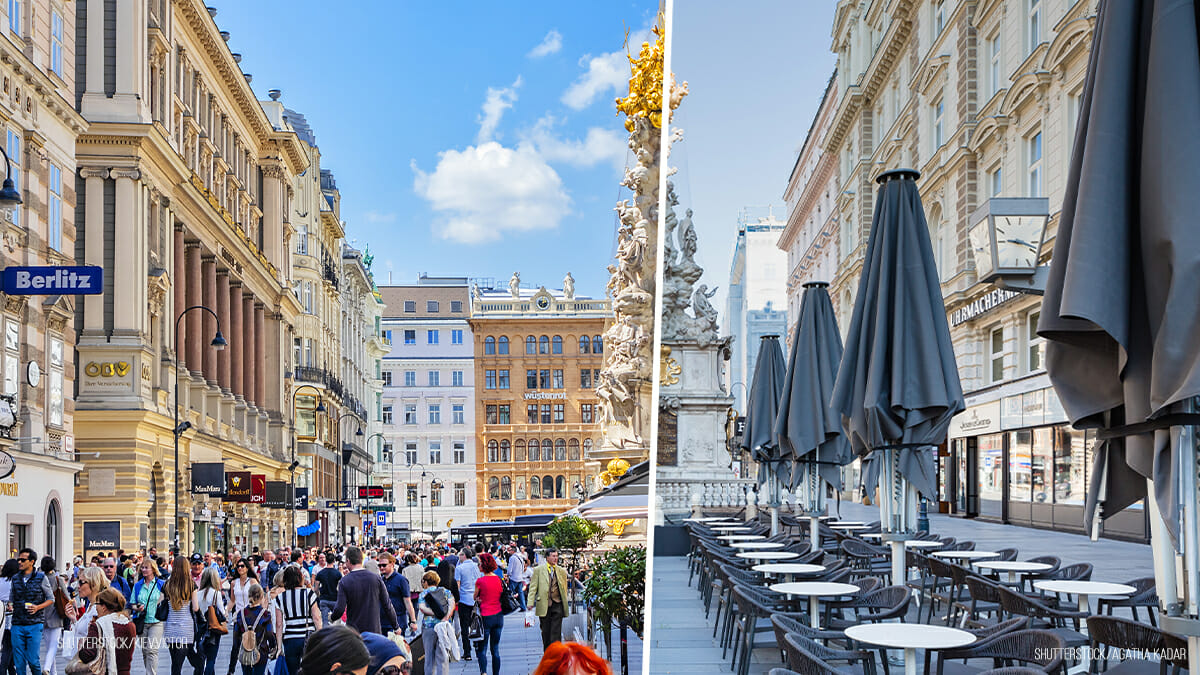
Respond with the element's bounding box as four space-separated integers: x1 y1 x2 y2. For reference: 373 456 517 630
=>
478 553 498 574
532 642 611 675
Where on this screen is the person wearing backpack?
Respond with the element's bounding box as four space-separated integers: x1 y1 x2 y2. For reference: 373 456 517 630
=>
234 584 276 675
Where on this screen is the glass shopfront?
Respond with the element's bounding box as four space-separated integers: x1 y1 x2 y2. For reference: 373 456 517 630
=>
978 433 1004 519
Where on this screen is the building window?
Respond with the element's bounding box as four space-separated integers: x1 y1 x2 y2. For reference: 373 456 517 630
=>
454 482 466 506
426 441 441 464
382 371 393 386
498 404 510 424
542 475 554 499
526 405 538 424
1067 91 1082 156
580 369 592 389
404 330 416 344
1027 311 1044 372
8 0 18 35
583 439 593 457
453 442 465 464
404 404 417 425
427 330 439 344
404 371 416 387
426 301 439 312
430 484 442 506
552 369 564 389
531 476 541 499
48 164 61 251
498 370 510 389
486 405 498 424
428 404 441 424
932 97 944 149
1027 131 1043 198
540 405 552 424
989 166 1003 197
50 10 64 76
933 0 945 38
295 224 308 255
539 335 550 354
405 443 418 466
581 404 593 424
990 326 1005 383
499 476 511 500
526 369 537 389
514 439 526 462
47 338 63 427
452 404 464 424
593 368 601 383
497 336 509 354
404 301 416 313
555 439 567 460
487 440 498 463
525 336 536 354
568 438 581 460
301 283 313 313
382 443 393 463
579 336 590 354
592 336 602 354
539 370 551 388
4 133 17 225
451 300 463 313
382 405 393 425
556 476 566 499
484 337 495 354
485 370 497 389
541 440 553 461
428 371 440 387
552 336 563 354
553 404 565 424
451 329 463 345
499 440 510 462
988 33 1002 98
452 370 464 387
1028 0 1041 52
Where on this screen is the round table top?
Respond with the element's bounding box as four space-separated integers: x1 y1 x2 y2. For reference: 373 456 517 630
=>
930 550 1000 560
845 623 976 650
753 563 826 575
710 525 753 531
737 551 800 560
829 524 871 530
730 541 785 549
975 561 1052 573
685 517 737 521
861 532 882 539
769 581 860 597
905 540 945 549
716 534 767 541
1033 580 1137 596
828 520 865 526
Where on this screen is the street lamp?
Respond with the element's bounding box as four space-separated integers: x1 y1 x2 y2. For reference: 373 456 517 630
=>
0 146 22 212
427 477 443 539
967 197 1051 294
173 305 226 550
334 412 364 543
406 463 426 542
362 432 387 544
290 385 325 547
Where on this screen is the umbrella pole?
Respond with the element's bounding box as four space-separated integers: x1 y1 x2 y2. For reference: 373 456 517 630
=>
1176 406 1200 673
809 464 822 552
770 471 781 537
1146 479 1179 618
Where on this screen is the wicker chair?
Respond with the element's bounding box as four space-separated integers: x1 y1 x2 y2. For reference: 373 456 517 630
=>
1085 615 1168 674
921 617 1027 673
825 577 883 625
996 587 1087 650
771 614 848 659
1022 556 1063 590
976 669 1051 675
924 556 967 623
995 548 1019 562
948 540 977 551
1097 577 1158 627
783 631 878 675
1161 632 1190 674
956 575 1006 628
841 540 891 578
827 585 912 630
934 628 1066 675
731 585 789 675
778 641 859 675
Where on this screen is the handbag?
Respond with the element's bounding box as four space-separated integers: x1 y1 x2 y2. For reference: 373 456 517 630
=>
466 613 482 641
154 585 169 622
205 592 229 635
53 578 75 629
499 580 518 616
425 589 447 620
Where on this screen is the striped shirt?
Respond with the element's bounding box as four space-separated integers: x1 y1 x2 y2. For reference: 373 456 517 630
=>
272 588 317 640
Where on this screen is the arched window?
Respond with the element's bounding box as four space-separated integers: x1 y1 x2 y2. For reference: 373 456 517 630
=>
592 336 603 354
579 336 590 354
499 440 510 462
484 337 496 354
526 336 536 354
500 476 512 500
542 475 554 499
531 476 541 499
552 336 563 354
514 439 526 462
45 500 60 562
583 438 593 456
528 439 540 462
539 335 550 354
487 440 498 463
555 439 567 461
542 439 553 462
568 439 581 461
556 476 566 499
498 336 509 355
488 477 500 500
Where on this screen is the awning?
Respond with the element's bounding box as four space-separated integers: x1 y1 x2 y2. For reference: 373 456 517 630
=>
564 493 648 521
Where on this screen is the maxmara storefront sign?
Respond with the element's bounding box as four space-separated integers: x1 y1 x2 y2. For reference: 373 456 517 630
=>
523 392 567 400
950 288 1020 326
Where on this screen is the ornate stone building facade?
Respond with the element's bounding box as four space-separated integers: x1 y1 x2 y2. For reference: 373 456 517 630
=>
469 279 609 521
0 0 88 562
72 0 307 553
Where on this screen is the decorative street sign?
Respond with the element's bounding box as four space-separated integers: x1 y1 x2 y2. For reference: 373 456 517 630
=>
0 449 13 480
2 266 104 295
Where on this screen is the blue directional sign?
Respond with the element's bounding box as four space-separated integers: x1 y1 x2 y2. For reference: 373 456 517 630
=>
2 266 103 295
376 511 386 527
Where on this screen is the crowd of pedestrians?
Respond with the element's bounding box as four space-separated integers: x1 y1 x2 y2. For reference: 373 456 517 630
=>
0 540 609 675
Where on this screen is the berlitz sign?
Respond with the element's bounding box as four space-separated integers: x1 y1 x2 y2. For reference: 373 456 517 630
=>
1 266 104 295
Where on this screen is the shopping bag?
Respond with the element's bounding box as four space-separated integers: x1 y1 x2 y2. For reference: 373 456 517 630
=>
523 610 537 628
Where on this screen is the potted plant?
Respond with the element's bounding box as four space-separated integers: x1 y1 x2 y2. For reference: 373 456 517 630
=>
582 545 645 675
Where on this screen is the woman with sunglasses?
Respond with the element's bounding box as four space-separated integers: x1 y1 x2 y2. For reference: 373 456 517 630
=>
65 567 108 662
131 558 164 675
225 558 254 675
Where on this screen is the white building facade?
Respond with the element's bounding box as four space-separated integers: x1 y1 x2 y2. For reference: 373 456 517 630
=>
378 279 476 539
725 214 788 411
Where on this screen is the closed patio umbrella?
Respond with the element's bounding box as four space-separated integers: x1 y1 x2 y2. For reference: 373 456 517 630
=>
1037 0 1200 666
830 168 965 585
775 282 853 551
740 334 787 534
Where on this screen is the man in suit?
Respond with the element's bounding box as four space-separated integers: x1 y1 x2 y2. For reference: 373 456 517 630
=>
527 548 570 650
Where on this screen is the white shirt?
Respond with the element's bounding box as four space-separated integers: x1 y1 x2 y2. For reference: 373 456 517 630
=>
229 577 252 612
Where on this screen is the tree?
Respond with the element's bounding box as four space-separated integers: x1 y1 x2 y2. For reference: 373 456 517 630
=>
542 514 604 578
583 546 646 675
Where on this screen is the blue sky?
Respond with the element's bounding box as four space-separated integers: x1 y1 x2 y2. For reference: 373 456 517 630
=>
211 1 657 297
670 1 837 311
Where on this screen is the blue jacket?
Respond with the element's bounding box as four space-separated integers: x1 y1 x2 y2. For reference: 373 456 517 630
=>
130 578 165 619
108 575 133 603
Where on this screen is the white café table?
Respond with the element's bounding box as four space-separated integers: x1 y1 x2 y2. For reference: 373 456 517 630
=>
730 541 785 550
845 623 975 675
752 563 826 581
716 534 767 541
1033 581 1136 673
684 517 738 522
829 524 871 531
862 532 883 540
710 525 753 531
904 540 945 549
930 550 1000 565
769 581 859 628
736 551 799 562
975 560 1052 583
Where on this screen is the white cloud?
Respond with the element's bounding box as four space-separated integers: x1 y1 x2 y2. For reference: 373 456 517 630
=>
527 30 562 58
476 76 522 144
363 210 397 224
520 115 626 170
561 29 650 110
412 142 571 245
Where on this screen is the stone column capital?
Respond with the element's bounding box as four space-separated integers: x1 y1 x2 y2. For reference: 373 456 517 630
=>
80 166 110 180
110 167 142 181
